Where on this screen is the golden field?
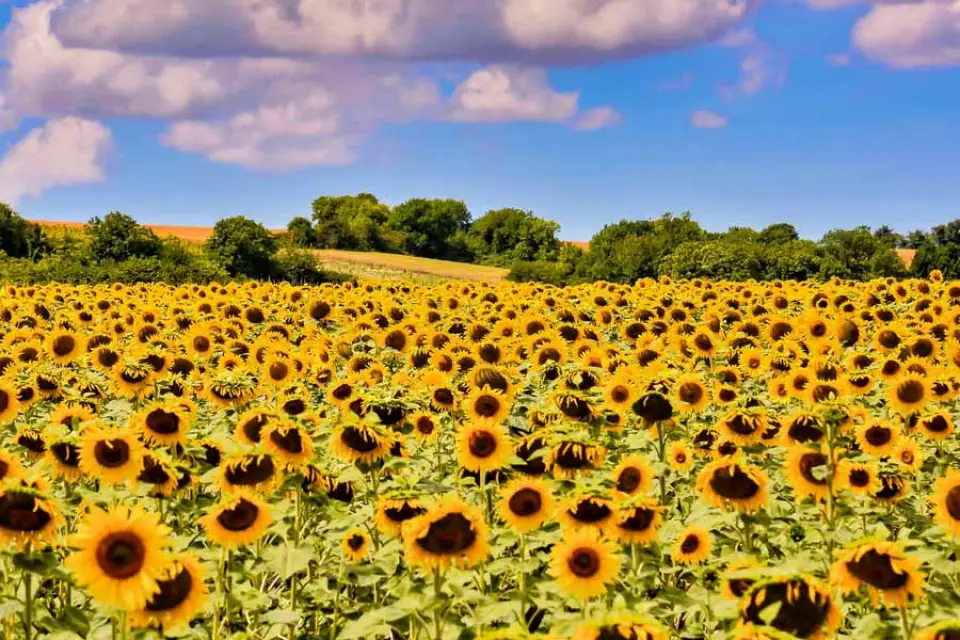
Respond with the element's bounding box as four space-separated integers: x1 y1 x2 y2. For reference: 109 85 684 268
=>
1 275 960 639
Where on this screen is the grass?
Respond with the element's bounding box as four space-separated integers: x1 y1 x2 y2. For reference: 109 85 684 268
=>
314 250 509 283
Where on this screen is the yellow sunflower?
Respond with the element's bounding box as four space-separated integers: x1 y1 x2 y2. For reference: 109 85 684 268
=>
199 491 273 548
738 575 841 640
696 459 769 513
667 441 694 472
855 420 900 458
65 505 173 611
458 423 513 474
784 446 832 502
78 427 144 485
931 470 960 539
498 477 553 533
888 373 930 415
0 484 62 549
341 528 371 562
402 495 489 570
549 528 622 600
330 423 391 464
572 614 668 640
611 455 653 497
129 554 207 631
262 420 314 468
672 524 713 565
610 497 663 545
831 539 925 607
465 387 512 424
374 497 427 537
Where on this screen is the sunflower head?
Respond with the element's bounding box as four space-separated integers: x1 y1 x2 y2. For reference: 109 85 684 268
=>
738 576 840 640
129 553 207 630
830 539 925 607
498 477 553 533
549 528 622 601
200 490 273 549
341 528 372 562
672 524 713 565
696 459 769 513
402 495 489 570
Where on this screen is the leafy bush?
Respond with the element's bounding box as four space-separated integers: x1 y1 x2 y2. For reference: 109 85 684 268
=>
87 212 163 261
205 216 279 279
0 202 48 258
273 246 351 285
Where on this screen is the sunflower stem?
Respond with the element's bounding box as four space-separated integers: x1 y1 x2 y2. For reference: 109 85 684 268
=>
517 534 528 627
656 424 668 504
213 546 226 640
432 568 445 640
289 487 303 640
898 606 912 639
23 570 32 640
741 514 754 554
119 611 127 640
330 560 344 640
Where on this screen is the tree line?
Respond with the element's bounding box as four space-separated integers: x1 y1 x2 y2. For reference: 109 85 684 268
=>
3 193 958 285
0 204 346 285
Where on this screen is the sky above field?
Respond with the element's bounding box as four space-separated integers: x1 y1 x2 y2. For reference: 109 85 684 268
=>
0 0 959 241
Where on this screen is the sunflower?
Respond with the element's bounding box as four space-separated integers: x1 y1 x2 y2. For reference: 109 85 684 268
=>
719 410 767 446
327 378 358 408
330 423 391 464
15 427 46 459
610 497 663 545
853 420 900 459
667 442 694 472
498 477 553 532
603 372 636 412
45 437 84 482
784 446 832 502
672 373 710 413
931 470 960 538
129 554 207 630
262 421 314 468
672 524 713 565
458 423 513 474
721 559 760 600
546 440 604 479
65 505 173 611
895 438 922 472
738 576 840 640
49 404 95 432
132 402 190 447
831 539 925 607
375 497 427 537
409 411 440 444
915 620 960 640
549 528 622 600
465 387 511 424
837 460 880 497
697 459 769 513
0 484 62 549
572 614 668 640
0 382 20 424
888 373 930 415
200 491 273 548
138 453 180 497
233 409 272 446
217 454 278 495
78 427 144 485
556 494 614 533
874 473 910 505
611 455 653 497
402 495 489 570
0 451 23 485
342 528 371 562
46 328 82 364
918 411 954 441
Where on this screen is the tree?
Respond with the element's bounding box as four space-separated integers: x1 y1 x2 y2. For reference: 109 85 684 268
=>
758 223 799 245
469 208 560 264
205 216 278 279
312 193 393 251
87 212 162 262
819 226 905 280
661 237 766 281
287 216 316 247
388 198 472 260
0 202 47 258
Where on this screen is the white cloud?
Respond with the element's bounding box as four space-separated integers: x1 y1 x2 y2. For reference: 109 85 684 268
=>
449 66 579 123
0 117 113 203
853 0 960 67
49 0 757 64
574 106 623 131
690 109 728 128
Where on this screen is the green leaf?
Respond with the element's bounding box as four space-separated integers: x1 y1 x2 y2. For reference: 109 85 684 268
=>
263 609 301 625
758 601 782 626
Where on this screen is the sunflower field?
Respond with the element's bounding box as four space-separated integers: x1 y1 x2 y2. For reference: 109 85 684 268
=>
5 275 960 640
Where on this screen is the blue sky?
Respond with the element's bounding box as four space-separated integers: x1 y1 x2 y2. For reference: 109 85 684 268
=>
1 0 959 241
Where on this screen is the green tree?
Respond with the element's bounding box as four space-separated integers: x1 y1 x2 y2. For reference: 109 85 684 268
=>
287 216 316 247
388 198 472 259
819 226 905 280
661 237 766 281
205 216 278 279
86 212 163 262
469 208 560 264
758 223 799 245
0 202 47 258
312 193 394 251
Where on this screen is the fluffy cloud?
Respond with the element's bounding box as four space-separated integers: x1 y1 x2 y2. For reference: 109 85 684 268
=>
49 0 756 64
853 1 960 67
449 67 579 122
0 117 113 203
690 109 728 128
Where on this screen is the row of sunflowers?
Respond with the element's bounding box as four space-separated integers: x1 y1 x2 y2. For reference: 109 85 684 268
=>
2 275 960 639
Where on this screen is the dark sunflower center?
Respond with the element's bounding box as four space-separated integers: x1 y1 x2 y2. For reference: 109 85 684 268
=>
270 428 303 454
694 334 713 351
728 577 754 598
146 410 180 435
926 416 950 433
347 534 365 551
849 469 871 488
788 419 824 444
569 500 611 524
881 361 901 376
875 475 905 500
138 456 171 485
554 444 592 470
726 415 758 436
216 498 260 531
203 444 222 466
619 508 656 532
610 386 630 404
468 430 497 458
146 566 193 611
567 547 600 578
332 384 353 400
384 502 426 523
680 534 700 554
864 425 892 447
94 439 131 468
742 580 829 638
0 493 52 531
0 391 8 413
341 427 379 453
945 486 960 521
51 442 80 468
434 389 454 405
415 417 435 435
674 452 687 464
95 532 147 579
678 382 704 404
18 432 45 453
225 456 275 486
878 331 900 349
508 488 543 517
616 467 643 493
242 415 267 443
632 394 673 422
415 513 477 555
709 465 761 500
798 452 828 486
474 395 501 418
52 335 76 357
845 549 909 590
268 362 289 381
193 336 210 352
897 380 925 404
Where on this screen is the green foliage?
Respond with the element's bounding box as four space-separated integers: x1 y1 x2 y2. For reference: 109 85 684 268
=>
469 208 560 265
758 223 799 245
86 211 163 261
312 194 395 252
273 245 351 285
661 237 766 281
388 198 472 260
205 216 279 279
0 202 48 258
819 226 906 280
287 216 316 247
